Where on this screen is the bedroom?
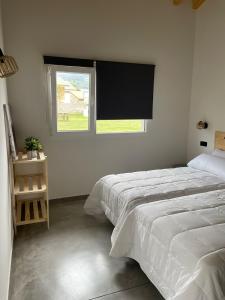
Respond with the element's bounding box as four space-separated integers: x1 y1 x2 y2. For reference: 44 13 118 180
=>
1 0 225 299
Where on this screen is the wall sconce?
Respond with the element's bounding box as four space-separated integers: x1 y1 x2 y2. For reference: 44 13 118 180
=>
197 121 208 129
0 48 18 78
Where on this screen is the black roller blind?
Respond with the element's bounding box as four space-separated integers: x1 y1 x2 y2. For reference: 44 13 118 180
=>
96 61 155 120
43 56 94 67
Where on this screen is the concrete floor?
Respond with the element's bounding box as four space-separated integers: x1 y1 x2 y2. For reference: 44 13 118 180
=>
9 197 164 300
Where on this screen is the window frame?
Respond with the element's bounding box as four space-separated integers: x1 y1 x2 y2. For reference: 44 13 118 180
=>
48 65 148 136
49 65 95 135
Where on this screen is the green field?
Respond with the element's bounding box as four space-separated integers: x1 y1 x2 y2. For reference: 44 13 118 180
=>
57 113 143 133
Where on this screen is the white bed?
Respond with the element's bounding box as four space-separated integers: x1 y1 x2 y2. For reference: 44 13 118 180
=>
84 132 225 227
110 189 225 300
84 166 225 226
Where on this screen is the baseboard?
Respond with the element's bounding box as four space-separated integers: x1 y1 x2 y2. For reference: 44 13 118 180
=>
50 194 89 202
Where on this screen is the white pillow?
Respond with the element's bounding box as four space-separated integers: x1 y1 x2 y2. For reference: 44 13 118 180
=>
212 149 225 159
187 153 225 180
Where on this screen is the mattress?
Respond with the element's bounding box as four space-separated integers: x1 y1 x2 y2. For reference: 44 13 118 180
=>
84 167 225 226
110 189 225 300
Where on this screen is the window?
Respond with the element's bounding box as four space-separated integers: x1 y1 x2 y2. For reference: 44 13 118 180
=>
49 65 94 133
56 71 90 132
48 65 148 135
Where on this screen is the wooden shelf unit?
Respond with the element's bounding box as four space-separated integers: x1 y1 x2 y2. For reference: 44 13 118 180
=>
12 152 49 233
16 198 47 226
14 174 46 195
13 151 46 164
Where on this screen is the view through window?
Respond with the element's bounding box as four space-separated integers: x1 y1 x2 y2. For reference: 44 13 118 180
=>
96 120 145 134
56 71 90 132
55 69 145 133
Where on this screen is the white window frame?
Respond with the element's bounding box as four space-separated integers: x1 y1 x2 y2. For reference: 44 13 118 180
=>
48 65 148 136
48 65 95 135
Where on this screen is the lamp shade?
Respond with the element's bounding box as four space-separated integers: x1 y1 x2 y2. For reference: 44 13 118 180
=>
0 49 18 78
197 121 208 129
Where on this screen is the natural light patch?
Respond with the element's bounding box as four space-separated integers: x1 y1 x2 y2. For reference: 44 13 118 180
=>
56 71 90 132
96 120 145 134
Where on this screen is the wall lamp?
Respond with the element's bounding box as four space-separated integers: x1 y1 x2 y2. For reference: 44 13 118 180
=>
197 121 208 129
0 48 18 78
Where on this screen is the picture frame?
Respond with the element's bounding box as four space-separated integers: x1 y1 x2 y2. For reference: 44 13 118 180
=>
3 103 17 160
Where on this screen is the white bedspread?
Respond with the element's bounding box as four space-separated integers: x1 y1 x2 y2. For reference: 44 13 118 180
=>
84 167 225 226
110 189 225 300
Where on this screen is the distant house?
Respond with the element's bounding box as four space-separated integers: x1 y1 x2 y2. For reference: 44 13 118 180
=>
57 77 88 116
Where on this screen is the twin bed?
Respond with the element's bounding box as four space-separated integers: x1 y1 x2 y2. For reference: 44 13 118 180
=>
84 131 225 300
111 189 225 300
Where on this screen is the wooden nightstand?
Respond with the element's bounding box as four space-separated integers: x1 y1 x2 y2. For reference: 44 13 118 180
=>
11 152 49 234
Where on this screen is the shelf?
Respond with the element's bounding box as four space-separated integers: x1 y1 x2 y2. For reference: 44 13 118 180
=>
16 198 47 226
14 174 47 196
13 152 46 164
11 151 49 233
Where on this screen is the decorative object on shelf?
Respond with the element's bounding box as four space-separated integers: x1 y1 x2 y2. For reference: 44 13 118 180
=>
173 0 206 10
11 151 49 234
197 121 208 130
3 104 17 160
24 136 43 159
0 48 18 78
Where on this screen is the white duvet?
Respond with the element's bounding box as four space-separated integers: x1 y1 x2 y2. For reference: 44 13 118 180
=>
84 167 225 226
110 189 225 300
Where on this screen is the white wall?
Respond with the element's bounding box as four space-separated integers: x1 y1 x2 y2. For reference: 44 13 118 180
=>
2 0 195 199
187 0 225 159
0 1 13 299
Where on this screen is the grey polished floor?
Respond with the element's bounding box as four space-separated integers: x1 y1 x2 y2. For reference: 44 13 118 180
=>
9 197 164 300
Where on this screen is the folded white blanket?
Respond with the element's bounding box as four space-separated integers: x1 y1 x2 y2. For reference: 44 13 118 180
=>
84 167 225 226
110 189 225 300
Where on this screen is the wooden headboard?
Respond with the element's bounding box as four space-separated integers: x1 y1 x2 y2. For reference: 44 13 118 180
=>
215 131 225 151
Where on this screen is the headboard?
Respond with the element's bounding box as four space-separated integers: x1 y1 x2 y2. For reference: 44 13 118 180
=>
215 131 225 151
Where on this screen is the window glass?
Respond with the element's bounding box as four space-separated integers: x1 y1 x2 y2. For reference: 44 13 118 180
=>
96 120 145 134
56 71 90 132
